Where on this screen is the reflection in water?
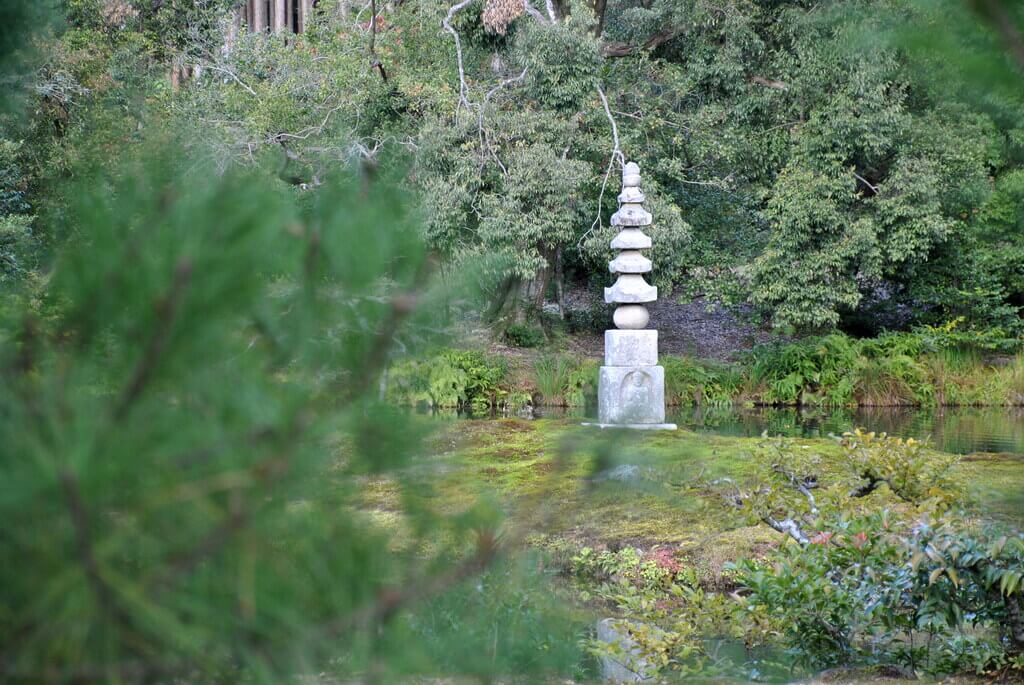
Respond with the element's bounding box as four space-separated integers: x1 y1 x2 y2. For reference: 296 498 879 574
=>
427 404 1024 455
668 406 1024 455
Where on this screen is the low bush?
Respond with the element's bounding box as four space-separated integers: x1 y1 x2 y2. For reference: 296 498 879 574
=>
532 354 599 406
715 430 1023 676
733 515 1024 675
386 348 508 411
504 323 545 348
662 356 744 407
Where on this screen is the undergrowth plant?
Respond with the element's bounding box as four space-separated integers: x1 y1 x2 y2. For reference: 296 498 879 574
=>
717 430 1022 675
529 354 598 407
662 356 744 407
386 348 509 411
0 150 581 683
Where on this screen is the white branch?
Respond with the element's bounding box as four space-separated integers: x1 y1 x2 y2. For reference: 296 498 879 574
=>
442 0 476 116
764 516 811 546
203 63 258 97
578 83 624 249
853 171 878 194
521 0 548 23
544 0 558 22
478 67 529 175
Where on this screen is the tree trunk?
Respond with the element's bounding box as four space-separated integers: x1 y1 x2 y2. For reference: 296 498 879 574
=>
485 274 522 326
593 0 607 37
369 0 377 54
554 245 565 320
253 0 268 32
298 0 313 32
272 0 286 33
226 7 241 51
1006 593 1024 647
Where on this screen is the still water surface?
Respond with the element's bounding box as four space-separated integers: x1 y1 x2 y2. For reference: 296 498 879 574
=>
523 405 1024 455
661 405 1024 455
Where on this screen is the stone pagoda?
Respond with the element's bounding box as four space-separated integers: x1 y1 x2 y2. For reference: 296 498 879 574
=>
591 162 675 430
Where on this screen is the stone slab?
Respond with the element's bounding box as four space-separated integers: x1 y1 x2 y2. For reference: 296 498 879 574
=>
609 251 652 274
610 229 652 250
604 274 657 304
598 365 666 425
595 618 656 683
605 330 658 366
611 205 652 227
582 422 677 431
617 187 645 204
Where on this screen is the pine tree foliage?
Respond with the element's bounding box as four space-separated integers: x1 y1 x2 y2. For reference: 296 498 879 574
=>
0 149 580 683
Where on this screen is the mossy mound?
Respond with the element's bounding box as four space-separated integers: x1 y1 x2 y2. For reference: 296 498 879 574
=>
357 418 1024 587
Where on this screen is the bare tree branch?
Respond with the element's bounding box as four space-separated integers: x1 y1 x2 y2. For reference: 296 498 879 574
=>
578 83 623 249
521 0 548 23
852 171 878 194
477 67 528 175
601 28 679 57
750 75 788 90
763 515 811 546
442 0 476 116
203 63 258 96
544 0 558 22
772 463 819 515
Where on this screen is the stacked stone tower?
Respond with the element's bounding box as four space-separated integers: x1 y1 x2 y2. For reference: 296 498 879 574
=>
594 162 675 429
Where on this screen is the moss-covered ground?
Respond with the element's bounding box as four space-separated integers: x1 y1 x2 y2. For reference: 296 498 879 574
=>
356 418 1024 586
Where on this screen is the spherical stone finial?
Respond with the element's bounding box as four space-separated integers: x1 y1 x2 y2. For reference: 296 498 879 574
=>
613 304 649 330
622 161 641 188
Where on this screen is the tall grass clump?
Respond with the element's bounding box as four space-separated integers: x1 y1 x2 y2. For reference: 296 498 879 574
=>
386 348 509 411
532 353 576 406
1009 354 1024 405
663 356 743 406
852 335 932 406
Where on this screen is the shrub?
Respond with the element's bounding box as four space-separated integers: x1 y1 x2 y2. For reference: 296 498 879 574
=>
564 358 599 407
570 546 738 679
662 356 743 407
733 515 1024 675
386 348 508 410
504 323 545 348
565 301 612 335
719 430 1020 676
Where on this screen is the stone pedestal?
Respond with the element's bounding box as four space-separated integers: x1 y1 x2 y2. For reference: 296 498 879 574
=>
598 366 666 425
587 161 675 431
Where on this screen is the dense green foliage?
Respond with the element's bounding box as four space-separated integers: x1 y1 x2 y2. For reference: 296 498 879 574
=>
386 347 518 410
387 331 1024 408
4 1 1024 683
6 0 1023 337
730 431 1024 674
559 431 1024 678
0 148 590 683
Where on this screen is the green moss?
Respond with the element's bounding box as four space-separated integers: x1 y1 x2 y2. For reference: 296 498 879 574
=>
355 418 1023 589
959 452 1024 525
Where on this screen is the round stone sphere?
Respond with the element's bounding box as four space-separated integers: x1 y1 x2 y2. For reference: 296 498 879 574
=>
614 305 649 330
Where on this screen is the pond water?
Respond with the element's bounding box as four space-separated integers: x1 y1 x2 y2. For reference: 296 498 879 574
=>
526 405 1024 455
663 405 1024 455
